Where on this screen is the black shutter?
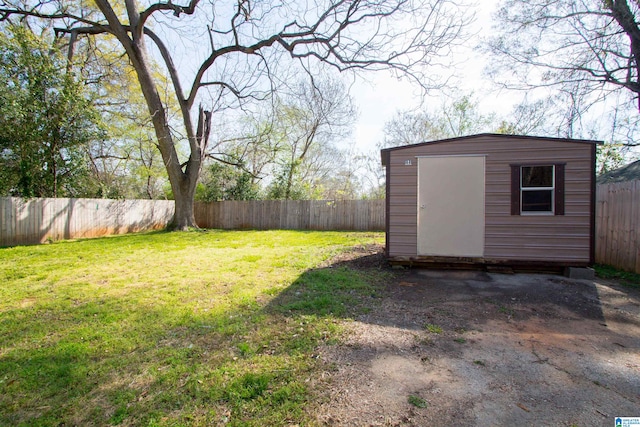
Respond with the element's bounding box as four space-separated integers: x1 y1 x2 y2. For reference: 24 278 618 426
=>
510 165 520 215
555 163 565 215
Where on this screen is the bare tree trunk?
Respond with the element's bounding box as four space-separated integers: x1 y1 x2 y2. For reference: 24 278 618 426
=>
170 177 197 229
167 107 211 229
91 0 210 229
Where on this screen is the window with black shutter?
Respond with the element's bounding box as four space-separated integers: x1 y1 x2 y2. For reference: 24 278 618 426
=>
511 163 565 215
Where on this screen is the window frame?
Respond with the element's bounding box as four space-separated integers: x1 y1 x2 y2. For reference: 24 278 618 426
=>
520 165 555 215
510 163 565 216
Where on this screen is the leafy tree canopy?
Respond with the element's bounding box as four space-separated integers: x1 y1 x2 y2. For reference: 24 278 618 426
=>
0 24 103 197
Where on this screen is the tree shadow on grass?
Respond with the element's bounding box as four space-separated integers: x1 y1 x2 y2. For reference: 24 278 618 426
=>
0 295 315 426
265 247 388 319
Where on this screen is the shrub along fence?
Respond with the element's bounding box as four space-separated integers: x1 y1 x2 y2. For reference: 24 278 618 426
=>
595 180 640 273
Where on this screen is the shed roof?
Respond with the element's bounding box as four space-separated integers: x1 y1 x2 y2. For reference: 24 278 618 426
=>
597 159 640 184
380 133 601 166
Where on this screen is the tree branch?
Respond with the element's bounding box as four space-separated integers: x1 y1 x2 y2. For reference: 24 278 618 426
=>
0 6 101 27
138 0 200 29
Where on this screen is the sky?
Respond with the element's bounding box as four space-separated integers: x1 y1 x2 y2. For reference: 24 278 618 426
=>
92 0 636 162
350 0 512 152
156 0 523 155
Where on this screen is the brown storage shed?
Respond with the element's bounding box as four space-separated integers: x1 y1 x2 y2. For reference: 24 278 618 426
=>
380 133 598 269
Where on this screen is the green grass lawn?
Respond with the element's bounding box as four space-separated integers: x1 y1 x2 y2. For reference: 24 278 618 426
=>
0 230 384 426
594 264 640 288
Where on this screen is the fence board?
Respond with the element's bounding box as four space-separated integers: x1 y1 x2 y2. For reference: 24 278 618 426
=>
0 198 385 247
0 197 175 247
595 181 640 273
635 185 640 273
193 199 385 232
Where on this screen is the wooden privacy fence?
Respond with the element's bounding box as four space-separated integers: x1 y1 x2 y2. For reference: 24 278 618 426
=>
0 198 385 246
2 191 640 272
596 180 640 273
0 197 174 246
194 199 385 231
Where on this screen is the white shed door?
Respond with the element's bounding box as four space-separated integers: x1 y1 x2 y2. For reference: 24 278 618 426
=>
417 156 485 257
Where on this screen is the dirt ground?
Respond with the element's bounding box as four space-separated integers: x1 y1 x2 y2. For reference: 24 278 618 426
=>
313 246 640 426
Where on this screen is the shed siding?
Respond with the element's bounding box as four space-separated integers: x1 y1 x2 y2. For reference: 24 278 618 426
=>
386 135 594 263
